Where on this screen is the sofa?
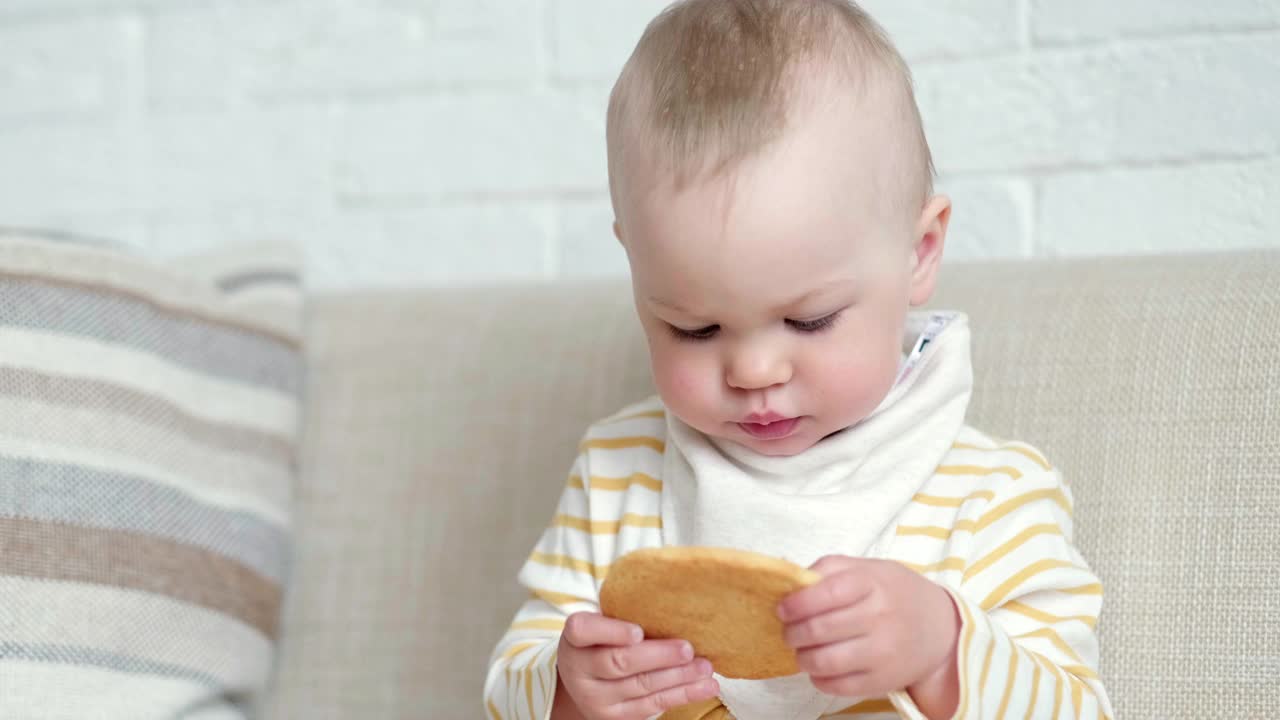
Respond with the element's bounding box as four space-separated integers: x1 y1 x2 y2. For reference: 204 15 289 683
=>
2 239 1275 719
263 250 1278 719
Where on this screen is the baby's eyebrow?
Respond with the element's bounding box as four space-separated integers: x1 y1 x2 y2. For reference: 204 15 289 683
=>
778 287 827 311
648 296 688 312
769 279 855 313
647 296 714 323
649 279 854 318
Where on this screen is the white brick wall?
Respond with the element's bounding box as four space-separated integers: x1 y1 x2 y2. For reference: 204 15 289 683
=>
1 0 1277 289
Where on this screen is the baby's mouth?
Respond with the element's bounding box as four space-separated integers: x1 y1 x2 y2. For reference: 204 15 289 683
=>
737 416 800 440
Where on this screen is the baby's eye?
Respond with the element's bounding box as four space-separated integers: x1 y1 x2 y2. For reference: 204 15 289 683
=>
786 311 842 333
669 323 720 341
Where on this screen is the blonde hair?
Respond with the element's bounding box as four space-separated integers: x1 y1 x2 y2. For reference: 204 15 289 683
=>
607 0 934 218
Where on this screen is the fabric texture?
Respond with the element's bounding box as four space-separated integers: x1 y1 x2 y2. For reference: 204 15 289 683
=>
0 233 304 719
267 251 1280 720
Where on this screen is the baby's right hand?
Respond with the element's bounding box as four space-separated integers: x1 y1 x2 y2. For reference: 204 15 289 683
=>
554 612 720 720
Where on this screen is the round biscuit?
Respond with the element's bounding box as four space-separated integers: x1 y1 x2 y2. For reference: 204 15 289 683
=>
600 546 820 679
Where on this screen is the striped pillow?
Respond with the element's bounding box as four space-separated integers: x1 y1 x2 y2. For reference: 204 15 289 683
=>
0 233 304 718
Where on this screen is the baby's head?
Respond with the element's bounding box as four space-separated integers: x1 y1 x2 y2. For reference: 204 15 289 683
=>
608 0 951 456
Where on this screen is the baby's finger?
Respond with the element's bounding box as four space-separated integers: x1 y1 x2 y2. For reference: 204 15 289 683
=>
777 570 873 623
782 602 867 650
810 669 877 699
611 657 714 700
562 612 643 649
795 636 878 679
587 639 695 680
808 554 860 577
612 677 721 719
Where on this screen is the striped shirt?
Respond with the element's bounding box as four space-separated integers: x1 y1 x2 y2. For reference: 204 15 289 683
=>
485 397 1112 719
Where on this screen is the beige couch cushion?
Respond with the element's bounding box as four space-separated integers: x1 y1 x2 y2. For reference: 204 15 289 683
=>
269 251 1279 719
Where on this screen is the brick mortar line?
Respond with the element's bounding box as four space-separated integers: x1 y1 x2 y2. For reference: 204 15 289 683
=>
950 151 1280 182
912 24 1280 68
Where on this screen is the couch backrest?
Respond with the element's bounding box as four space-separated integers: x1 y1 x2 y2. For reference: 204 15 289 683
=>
267 251 1280 719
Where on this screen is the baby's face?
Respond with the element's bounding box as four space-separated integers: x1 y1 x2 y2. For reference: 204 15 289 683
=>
617 103 930 456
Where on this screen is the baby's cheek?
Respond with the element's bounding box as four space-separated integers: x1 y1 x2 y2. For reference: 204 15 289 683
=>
654 351 713 414
829 349 896 410
665 361 704 400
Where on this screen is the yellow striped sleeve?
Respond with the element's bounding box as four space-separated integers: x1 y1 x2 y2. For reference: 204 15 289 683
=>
1001 600 1098 629
1022 659 1042 720
993 640 1020 719
1071 673 1085 717
601 408 667 424
911 489 996 508
486 625 560 719
501 641 540 662
530 588 590 607
528 551 609 581
900 556 966 574
579 435 665 453
981 559 1080 611
551 513 662 534
1014 628 1087 667
971 488 1071 533
567 473 663 492
935 464 1025 480
1062 664 1100 681
889 462 1111 719
487 595 576 718
522 666 536 719
897 524 953 539
1034 653 1064 720
510 618 567 632
897 487 1071 541
490 406 670 719
965 474 1108 717
963 523 1064 581
897 591 1111 720
977 634 997 697
951 441 1051 471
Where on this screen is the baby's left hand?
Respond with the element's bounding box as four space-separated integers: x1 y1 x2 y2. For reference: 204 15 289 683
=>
777 555 960 701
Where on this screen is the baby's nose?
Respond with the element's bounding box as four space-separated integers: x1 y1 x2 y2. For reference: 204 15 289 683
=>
726 348 792 390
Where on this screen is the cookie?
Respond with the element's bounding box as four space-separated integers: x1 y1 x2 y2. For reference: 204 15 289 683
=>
599 546 821 679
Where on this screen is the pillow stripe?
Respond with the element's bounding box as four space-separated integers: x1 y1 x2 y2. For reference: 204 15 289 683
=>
0 326 297 437
0 516 281 639
0 396 291 514
0 366 294 467
0 458 288 584
0 434 289 527
0 276 300 394
0 236 301 344
3 577 272 686
0 643 223 687
0 661 248 718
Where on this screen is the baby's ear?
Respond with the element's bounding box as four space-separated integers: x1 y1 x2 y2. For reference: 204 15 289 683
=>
908 195 952 307
613 220 624 245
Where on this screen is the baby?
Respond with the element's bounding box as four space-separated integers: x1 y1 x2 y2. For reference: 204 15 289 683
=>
486 1 1112 719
